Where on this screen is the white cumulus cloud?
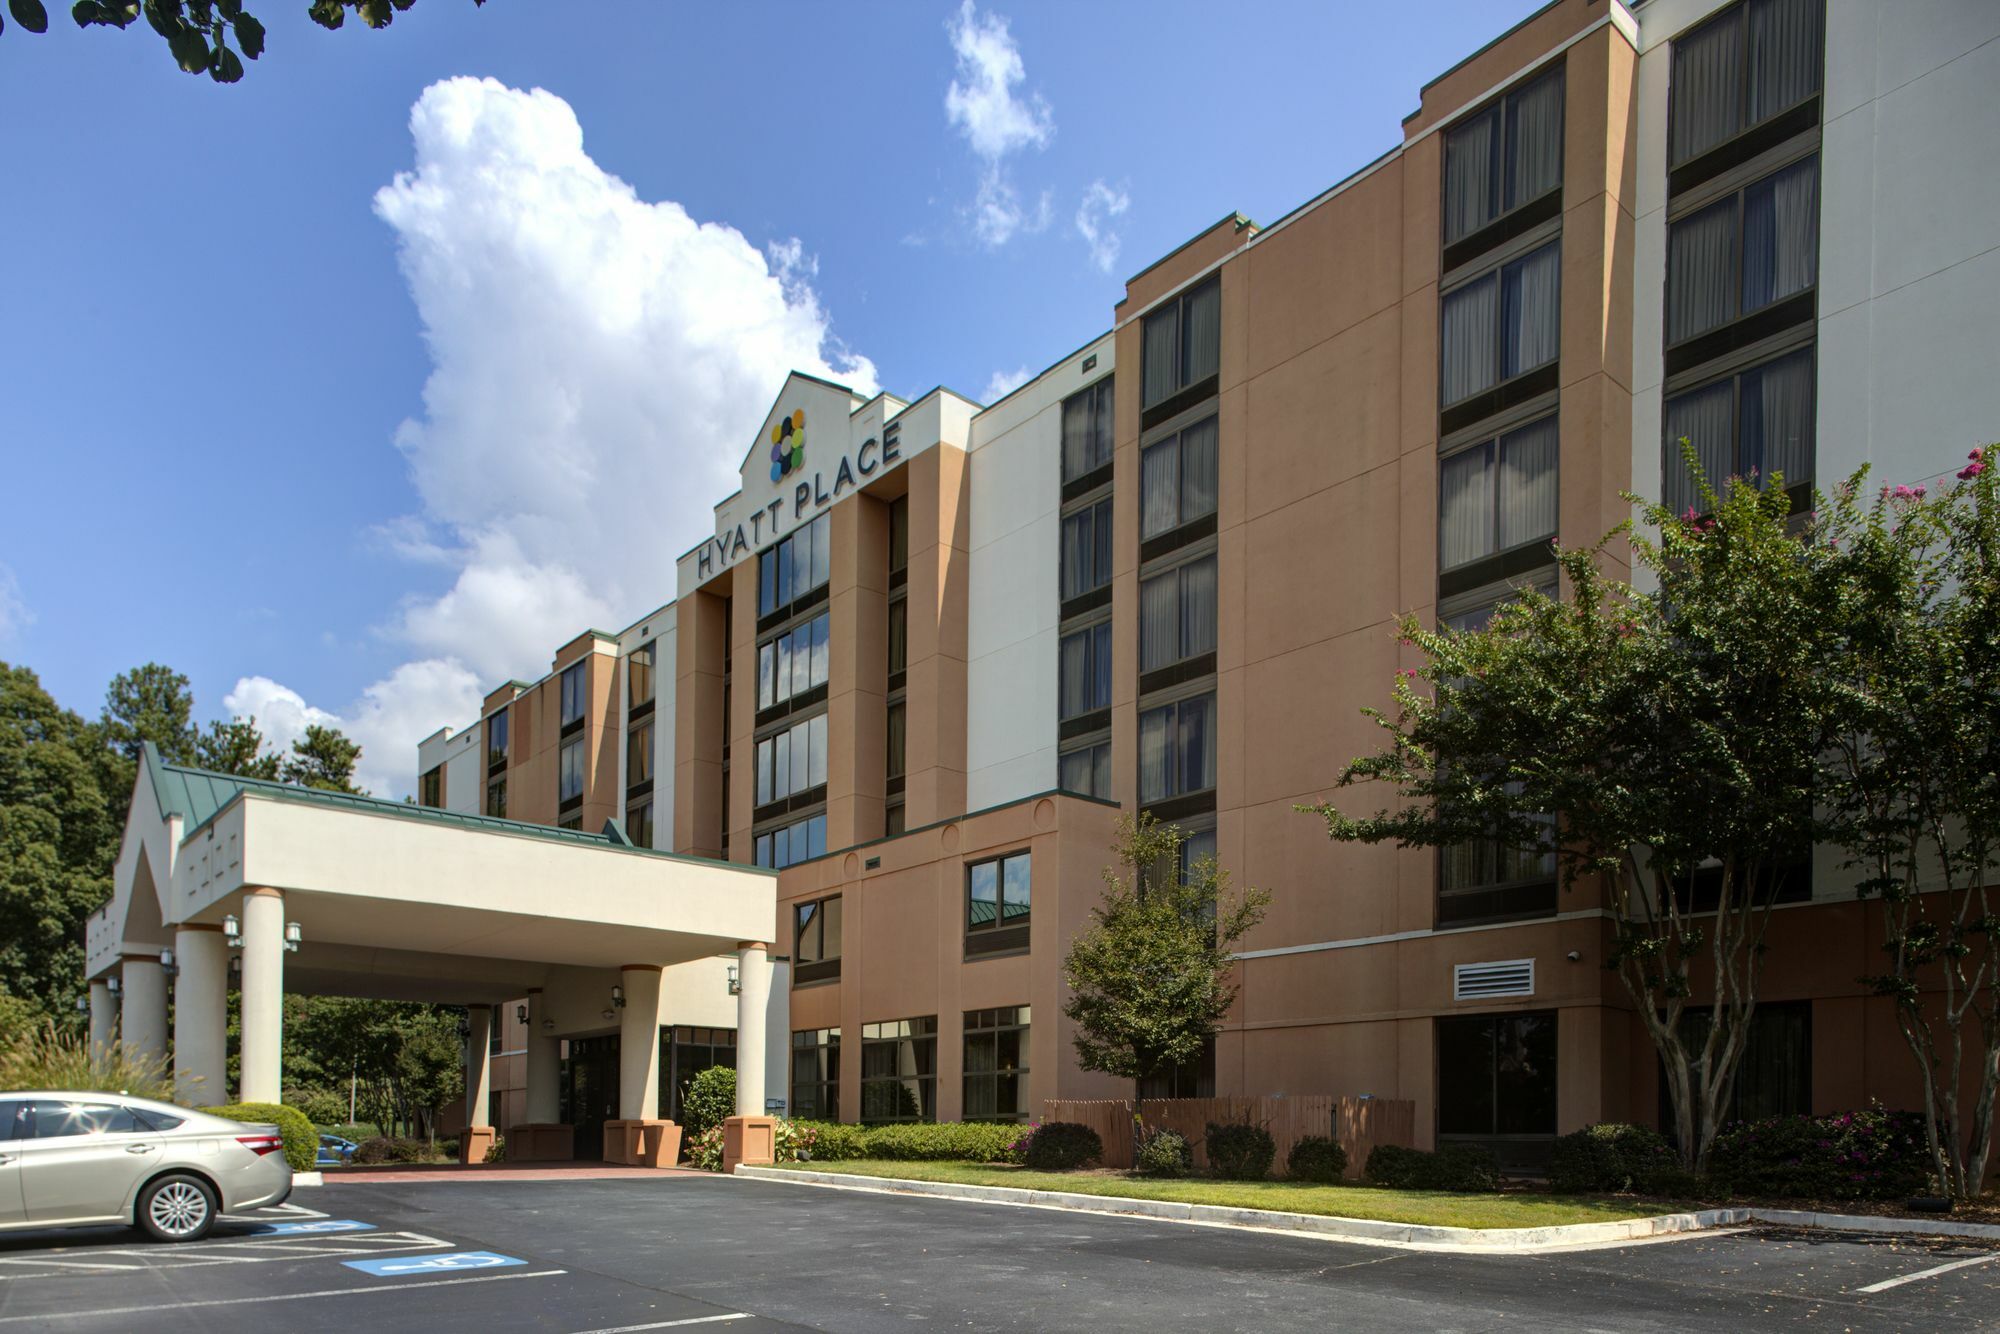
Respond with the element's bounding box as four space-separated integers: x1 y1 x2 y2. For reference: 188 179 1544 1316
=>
237 76 878 799
945 2 1053 248
1075 180 1131 274
0 564 30 642
981 366 1034 402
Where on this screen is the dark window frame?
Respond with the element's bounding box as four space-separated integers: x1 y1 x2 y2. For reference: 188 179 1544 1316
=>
1061 374 1117 483
790 1027 840 1121
1442 60 1567 251
1141 276 1221 417
860 1017 939 1124
1667 0 1825 177
962 1006 1032 1122
559 660 587 731
794 893 843 985
1439 234 1563 412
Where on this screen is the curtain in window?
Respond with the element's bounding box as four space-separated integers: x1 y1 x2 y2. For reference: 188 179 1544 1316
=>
1184 281 1221 386
1181 416 1218 523
1664 379 1735 513
1060 628 1090 717
1059 746 1092 794
1505 69 1564 211
1141 438 1180 538
1667 196 1738 343
1497 416 1559 550
1743 155 1818 312
1441 275 1498 405
886 702 906 778
1444 107 1496 243
1180 556 1217 660
1140 572 1177 672
1741 347 1815 488
809 714 828 789
1179 694 1216 794
1439 445 1494 571
1061 510 1090 599
1090 623 1111 710
1138 706 1170 804
1061 393 1091 480
1748 0 1822 124
1502 242 1561 378
1091 499 1113 588
1671 10 1744 165
1093 378 1115 467
1143 306 1179 407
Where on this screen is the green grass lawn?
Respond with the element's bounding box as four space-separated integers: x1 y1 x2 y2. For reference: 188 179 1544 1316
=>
774 1159 1675 1230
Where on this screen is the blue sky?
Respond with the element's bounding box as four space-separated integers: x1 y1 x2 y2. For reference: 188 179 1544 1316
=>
0 0 1541 795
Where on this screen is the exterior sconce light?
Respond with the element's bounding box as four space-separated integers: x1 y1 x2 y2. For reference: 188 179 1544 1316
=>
515 1004 529 1024
75 996 89 1014
105 975 121 995
610 984 625 1009
456 1015 471 1040
283 922 303 953
159 949 178 978
726 965 740 996
222 914 241 947
1565 950 1583 963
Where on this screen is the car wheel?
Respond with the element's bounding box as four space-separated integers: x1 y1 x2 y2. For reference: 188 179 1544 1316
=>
137 1173 218 1243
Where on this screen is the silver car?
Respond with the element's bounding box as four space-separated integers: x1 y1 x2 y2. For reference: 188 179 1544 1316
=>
0 1092 293 1242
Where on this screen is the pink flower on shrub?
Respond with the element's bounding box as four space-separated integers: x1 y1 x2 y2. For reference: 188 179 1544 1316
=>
1960 461 1986 480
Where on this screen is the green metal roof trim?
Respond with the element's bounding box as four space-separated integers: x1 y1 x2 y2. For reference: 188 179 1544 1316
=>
143 742 773 876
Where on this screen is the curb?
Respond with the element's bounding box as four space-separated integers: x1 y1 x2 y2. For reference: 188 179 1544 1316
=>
735 1168 2000 1252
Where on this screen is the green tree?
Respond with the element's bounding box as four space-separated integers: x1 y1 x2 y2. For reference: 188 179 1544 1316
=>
1310 466 1844 1173
98 661 196 830
1823 451 2000 1200
1061 814 1270 1127
0 1 485 85
285 996 462 1138
282 723 363 794
193 716 281 780
0 663 117 1025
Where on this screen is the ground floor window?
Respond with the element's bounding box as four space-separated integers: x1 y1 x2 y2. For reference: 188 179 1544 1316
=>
1139 1035 1215 1100
861 1017 937 1123
963 1006 1029 1121
1437 1010 1557 1154
791 1027 840 1121
660 1026 735 1123
1657 1000 1811 1134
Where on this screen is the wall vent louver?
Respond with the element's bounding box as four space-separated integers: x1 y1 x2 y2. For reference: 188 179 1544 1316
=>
1453 959 1535 1001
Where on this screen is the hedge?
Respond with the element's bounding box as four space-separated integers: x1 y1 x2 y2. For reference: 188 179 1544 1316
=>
352 1135 433 1165
1286 1135 1348 1183
1136 1128 1192 1178
853 1121 1021 1164
1205 1122 1276 1180
1548 1123 1681 1195
212 1102 317 1173
1021 1121 1102 1171
1707 1108 1932 1201
1364 1143 1499 1192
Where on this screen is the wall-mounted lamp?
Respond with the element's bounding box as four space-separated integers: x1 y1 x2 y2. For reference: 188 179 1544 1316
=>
726 965 740 996
1565 950 1583 963
158 949 177 978
283 922 303 953
541 1018 555 1031
222 914 241 948
228 954 241 976
515 1004 529 1025
610 984 625 1009
75 996 89 1014
105 975 121 995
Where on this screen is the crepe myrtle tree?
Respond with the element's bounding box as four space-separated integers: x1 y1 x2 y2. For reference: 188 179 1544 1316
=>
1309 461 1846 1173
1822 449 2000 1201
1062 814 1270 1130
0 0 483 84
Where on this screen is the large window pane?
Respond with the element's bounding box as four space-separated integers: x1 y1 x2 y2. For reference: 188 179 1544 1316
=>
627 642 655 710
1142 279 1220 409
1138 705 1171 804
1001 852 1032 923
1741 346 1815 488
1447 66 1564 244
1670 6 1745 165
1437 1016 1496 1136
1179 555 1217 660
627 722 653 786
1059 622 1111 719
1061 499 1112 600
1184 279 1221 385
1441 274 1499 405
1747 0 1822 123
1501 242 1561 378
1439 447 1495 571
1179 417 1218 524
1142 303 1179 408
1141 437 1179 539
1504 68 1565 211
1742 155 1818 313
1496 417 1559 551
1667 196 1738 343
1139 570 1178 673
559 738 583 802
1671 0 1823 168
1444 105 1497 243
1664 379 1736 514
1059 741 1110 798
1062 376 1115 482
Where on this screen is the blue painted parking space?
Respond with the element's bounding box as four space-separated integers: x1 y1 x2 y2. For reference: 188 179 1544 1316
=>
341 1250 527 1277
239 1219 375 1236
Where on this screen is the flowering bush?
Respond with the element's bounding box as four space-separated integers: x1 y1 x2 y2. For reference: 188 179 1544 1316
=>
1707 1107 1932 1200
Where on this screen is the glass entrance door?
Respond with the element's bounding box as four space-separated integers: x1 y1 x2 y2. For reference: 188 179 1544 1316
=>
563 1036 620 1161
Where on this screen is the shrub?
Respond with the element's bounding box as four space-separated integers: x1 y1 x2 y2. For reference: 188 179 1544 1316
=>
1707 1107 1932 1201
685 1125 725 1172
680 1066 737 1139
212 1102 317 1173
1549 1123 1679 1195
1286 1135 1348 1183
1135 1128 1192 1179
484 1136 506 1164
1205 1122 1276 1180
1364 1143 1499 1192
0 1020 175 1101
285 1086 346 1129
1022 1121 1103 1171
351 1135 432 1165
785 1120 867 1162
859 1121 1021 1164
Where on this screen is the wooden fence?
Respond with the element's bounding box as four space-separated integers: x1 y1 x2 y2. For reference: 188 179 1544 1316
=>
1039 1096 1416 1178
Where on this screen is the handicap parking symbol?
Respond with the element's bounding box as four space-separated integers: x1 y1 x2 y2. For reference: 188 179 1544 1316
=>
250 1219 375 1235
343 1252 527 1277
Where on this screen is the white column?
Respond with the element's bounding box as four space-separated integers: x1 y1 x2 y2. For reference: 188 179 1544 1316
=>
239 888 286 1105
734 941 771 1117
87 979 115 1057
617 965 665 1121
524 989 560 1123
120 956 168 1068
173 927 229 1107
464 1005 493 1128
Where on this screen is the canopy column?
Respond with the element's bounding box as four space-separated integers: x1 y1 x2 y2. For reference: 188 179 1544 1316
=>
239 887 286 1105
87 979 115 1056
119 954 167 1068
173 925 229 1107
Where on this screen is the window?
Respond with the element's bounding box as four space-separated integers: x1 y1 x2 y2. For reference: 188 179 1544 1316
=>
757 612 830 710
0 1100 26 1141
626 798 653 849
1139 553 1218 673
1140 414 1218 541
1178 822 1218 886
1138 693 1216 806
559 737 585 804
1438 804 1558 927
886 700 906 782
486 708 509 770
962 1007 1030 1121
26 1101 147 1138
1440 570 1558 634
967 851 1032 934
558 813 583 831
885 801 906 837
755 713 828 806
1060 497 1114 601
790 1028 840 1121
1062 375 1116 481
1058 741 1111 799
755 813 826 869
861 1018 937 1123
627 722 654 788
887 599 907 677
1444 64 1565 244
419 766 442 808
1668 156 1819 346
758 512 832 617
486 777 507 819
794 894 842 984
1441 240 1561 407
888 495 909 577
628 641 655 711
1658 1001 1811 1134
560 661 586 728
1142 277 1221 410
1439 415 1559 573
661 1026 735 1122
1058 621 1112 720
1437 1012 1559 1147
1663 344 1815 514
1140 1036 1216 1100
1669 0 1823 169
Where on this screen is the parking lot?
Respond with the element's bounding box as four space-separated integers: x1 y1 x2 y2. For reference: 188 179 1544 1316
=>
0 1173 1996 1332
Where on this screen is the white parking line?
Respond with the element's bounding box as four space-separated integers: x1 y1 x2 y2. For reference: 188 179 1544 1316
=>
0 1232 452 1281
1855 1252 2000 1293
0 1267 568 1323
569 1317 752 1333
0 1259 142 1272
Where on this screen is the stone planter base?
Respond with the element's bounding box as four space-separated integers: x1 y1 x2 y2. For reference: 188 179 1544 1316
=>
507 1123 575 1162
605 1118 683 1168
723 1116 777 1172
458 1125 497 1165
